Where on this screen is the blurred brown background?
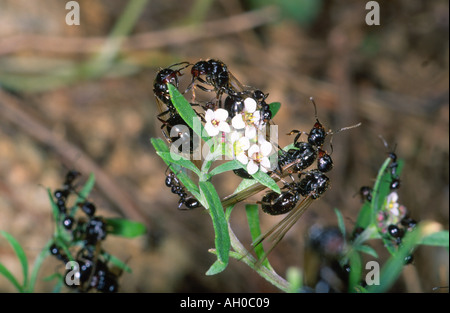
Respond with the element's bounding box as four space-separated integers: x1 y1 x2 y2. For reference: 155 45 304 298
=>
0 0 448 292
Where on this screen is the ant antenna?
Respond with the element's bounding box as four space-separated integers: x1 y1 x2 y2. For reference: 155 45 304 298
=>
309 97 319 121
328 122 362 155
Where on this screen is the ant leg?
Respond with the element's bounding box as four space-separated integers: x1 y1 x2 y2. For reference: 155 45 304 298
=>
286 130 307 145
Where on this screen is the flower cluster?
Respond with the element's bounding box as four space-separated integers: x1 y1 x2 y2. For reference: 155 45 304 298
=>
377 191 407 234
204 96 274 175
153 59 278 176
377 188 417 247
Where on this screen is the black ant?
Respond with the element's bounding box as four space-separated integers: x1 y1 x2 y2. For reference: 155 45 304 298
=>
157 112 199 154
359 186 373 203
153 62 191 111
186 59 244 105
223 92 245 118
379 136 401 190
259 179 301 216
165 169 200 210
253 90 272 125
387 224 404 245
252 169 330 263
53 170 81 230
283 98 360 175
71 246 120 293
49 243 70 264
297 169 330 199
153 62 201 153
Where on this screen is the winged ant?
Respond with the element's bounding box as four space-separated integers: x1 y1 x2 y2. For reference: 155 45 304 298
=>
186 59 245 106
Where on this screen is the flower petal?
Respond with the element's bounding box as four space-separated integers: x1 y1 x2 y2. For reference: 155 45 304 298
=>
229 130 243 143
205 109 214 123
205 122 219 137
218 121 231 133
236 153 249 165
248 144 260 156
260 157 271 170
260 140 273 156
388 191 398 203
215 108 229 121
238 136 250 150
247 160 259 175
244 98 257 113
253 110 261 122
232 114 245 129
245 126 257 139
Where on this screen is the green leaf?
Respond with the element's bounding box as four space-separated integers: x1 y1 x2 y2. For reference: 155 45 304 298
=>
419 230 449 248
27 240 55 293
205 259 228 276
355 244 379 258
334 208 346 240
156 151 201 176
0 263 23 292
348 249 362 293
209 160 243 177
366 222 442 293
371 157 392 215
245 204 271 268
168 83 211 144
268 102 281 118
102 252 132 274
355 201 372 230
251 170 280 194
106 218 147 238
0 230 28 289
199 181 230 266
372 158 404 215
47 188 60 222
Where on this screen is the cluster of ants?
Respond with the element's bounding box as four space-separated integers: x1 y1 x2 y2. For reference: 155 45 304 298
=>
153 59 272 153
48 170 121 293
356 142 418 264
153 58 360 258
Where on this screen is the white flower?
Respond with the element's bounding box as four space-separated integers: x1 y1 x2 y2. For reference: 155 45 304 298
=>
246 140 272 175
204 109 231 137
385 191 399 216
235 136 251 165
231 98 262 139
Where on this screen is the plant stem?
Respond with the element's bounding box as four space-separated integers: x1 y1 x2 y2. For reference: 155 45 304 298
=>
227 222 290 292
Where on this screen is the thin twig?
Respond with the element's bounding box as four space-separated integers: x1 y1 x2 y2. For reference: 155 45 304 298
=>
0 6 279 56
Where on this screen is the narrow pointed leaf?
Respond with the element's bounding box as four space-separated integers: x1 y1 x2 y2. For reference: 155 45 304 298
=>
0 230 28 289
199 181 230 266
245 204 271 268
106 218 147 238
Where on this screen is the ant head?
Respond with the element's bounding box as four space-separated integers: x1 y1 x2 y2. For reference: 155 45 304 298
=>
307 97 330 147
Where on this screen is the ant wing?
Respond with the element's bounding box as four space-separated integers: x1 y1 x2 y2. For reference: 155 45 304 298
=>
251 196 315 267
221 181 269 208
155 95 171 116
227 70 246 93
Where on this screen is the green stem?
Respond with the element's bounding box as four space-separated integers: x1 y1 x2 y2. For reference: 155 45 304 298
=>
228 223 290 292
